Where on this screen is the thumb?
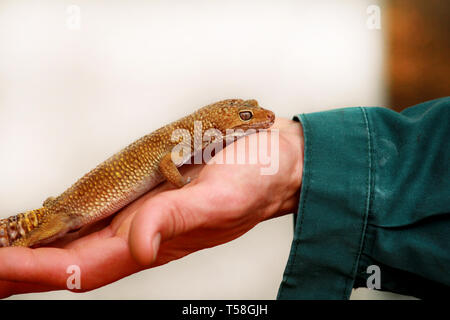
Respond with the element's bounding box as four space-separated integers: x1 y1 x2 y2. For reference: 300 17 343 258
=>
128 185 205 266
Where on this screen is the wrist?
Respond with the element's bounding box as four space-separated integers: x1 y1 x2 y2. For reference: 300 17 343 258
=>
266 118 304 219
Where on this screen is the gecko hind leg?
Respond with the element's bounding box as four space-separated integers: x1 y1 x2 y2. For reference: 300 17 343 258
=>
12 214 71 247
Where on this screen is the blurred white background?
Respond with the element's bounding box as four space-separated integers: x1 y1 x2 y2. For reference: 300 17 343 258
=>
0 0 410 299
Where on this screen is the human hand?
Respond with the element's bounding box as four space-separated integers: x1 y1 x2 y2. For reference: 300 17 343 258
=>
0 118 303 298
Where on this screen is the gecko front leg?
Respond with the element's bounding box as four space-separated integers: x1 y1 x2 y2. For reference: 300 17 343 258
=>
158 152 191 188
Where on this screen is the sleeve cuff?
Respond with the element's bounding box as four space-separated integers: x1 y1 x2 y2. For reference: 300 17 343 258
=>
277 107 373 299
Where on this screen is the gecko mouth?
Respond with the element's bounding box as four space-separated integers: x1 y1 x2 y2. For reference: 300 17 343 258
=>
231 121 274 134
246 122 273 129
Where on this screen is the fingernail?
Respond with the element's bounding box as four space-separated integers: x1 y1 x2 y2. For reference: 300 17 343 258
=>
152 233 161 262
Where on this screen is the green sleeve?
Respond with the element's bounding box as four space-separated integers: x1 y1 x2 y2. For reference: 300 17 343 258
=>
277 97 450 300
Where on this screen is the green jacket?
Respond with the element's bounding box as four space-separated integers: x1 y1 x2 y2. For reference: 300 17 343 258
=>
277 97 450 299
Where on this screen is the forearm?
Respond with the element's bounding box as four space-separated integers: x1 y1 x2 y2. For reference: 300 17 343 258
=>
278 97 450 299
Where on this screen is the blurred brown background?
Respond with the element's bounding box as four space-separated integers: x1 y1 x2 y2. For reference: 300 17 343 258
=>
386 0 450 111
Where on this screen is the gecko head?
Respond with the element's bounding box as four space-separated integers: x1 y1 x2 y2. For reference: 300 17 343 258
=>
199 99 275 134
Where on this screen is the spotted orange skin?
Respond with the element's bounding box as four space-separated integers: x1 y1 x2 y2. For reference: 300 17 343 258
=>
0 99 275 247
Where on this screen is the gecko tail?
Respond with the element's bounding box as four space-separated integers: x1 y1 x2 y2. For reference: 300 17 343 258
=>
0 208 47 247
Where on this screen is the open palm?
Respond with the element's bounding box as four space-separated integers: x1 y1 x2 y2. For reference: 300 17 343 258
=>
0 118 303 298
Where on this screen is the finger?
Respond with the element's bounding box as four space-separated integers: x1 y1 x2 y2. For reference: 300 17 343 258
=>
128 184 209 266
109 163 204 237
0 280 60 299
0 236 142 291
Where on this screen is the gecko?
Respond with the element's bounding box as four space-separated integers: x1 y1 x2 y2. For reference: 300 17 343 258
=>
0 99 275 247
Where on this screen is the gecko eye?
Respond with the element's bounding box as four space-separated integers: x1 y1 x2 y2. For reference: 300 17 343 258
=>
239 111 253 121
